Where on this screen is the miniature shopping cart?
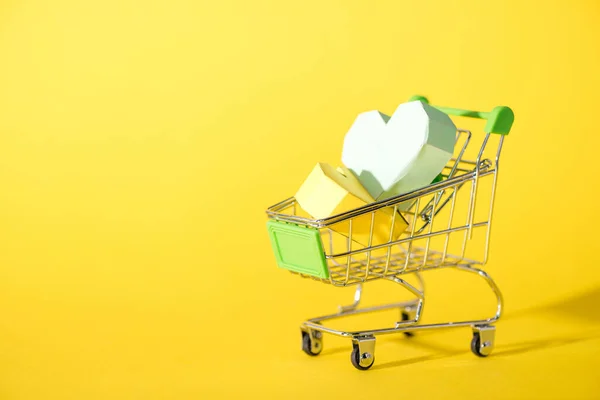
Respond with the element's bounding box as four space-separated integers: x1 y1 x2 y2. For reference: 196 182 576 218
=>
265 95 514 370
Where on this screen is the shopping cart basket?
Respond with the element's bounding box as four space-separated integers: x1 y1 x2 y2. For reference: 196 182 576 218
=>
265 95 514 370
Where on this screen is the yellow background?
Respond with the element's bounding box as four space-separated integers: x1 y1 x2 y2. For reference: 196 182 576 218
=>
1 0 599 398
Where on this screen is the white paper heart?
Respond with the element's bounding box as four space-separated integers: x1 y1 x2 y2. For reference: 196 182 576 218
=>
342 100 456 201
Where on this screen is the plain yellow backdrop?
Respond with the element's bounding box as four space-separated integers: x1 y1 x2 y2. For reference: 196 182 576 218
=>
1 0 599 398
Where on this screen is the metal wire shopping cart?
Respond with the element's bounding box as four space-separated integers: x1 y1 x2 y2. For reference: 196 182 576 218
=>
265 95 514 370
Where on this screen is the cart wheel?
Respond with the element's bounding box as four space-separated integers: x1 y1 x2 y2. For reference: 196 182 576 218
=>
351 343 375 370
470 332 488 357
301 331 322 356
401 311 414 337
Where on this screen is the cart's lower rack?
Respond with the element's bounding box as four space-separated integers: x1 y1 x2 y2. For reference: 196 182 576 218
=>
300 263 503 370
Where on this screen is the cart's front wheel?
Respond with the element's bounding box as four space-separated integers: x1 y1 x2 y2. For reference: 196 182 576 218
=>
301 330 322 356
351 343 375 370
470 325 496 357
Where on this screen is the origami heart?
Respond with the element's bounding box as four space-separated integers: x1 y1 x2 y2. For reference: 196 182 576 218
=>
342 100 456 201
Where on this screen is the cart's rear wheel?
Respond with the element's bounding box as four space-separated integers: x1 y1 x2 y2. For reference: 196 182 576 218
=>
350 343 375 370
401 311 415 337
301 331 322 356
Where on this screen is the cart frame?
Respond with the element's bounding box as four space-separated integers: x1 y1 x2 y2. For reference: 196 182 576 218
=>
266 95 514 370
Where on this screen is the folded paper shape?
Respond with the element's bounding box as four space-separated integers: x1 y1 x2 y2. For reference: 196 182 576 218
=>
295 163 408 247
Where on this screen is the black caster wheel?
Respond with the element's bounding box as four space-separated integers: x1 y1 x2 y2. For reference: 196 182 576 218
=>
471 332 488 357
401 311 415 337
301 331 322 356
350 343 375 370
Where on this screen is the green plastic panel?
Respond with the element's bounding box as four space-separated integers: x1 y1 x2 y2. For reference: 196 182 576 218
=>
408 95 514 135
266 220 329 279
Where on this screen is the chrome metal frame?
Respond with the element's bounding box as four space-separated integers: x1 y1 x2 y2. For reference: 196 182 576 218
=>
266 127 506 369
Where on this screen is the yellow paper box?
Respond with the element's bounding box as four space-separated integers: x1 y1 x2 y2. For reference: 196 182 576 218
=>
295 163 408 247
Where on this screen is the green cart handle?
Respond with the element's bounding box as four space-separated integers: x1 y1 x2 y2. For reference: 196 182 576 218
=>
409 95 514 135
